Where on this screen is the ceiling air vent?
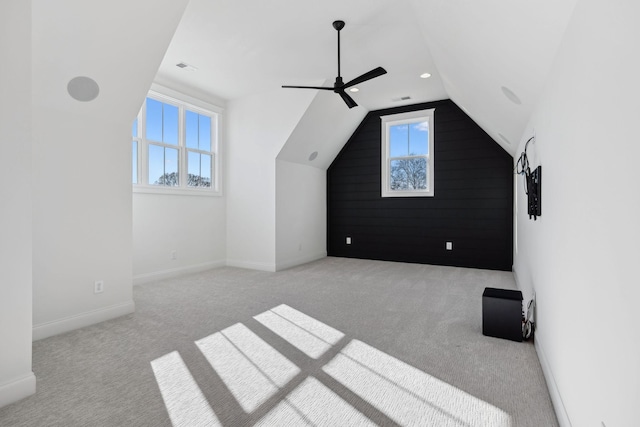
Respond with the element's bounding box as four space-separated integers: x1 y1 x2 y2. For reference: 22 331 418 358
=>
392 96 412 102
176 62 198 71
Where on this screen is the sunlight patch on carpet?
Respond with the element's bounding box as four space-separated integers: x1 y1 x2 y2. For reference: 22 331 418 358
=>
323 340 512 427
256 376 375 426
196 322 300 412
150 351 221 427
254 304 344 359
152 305 513 426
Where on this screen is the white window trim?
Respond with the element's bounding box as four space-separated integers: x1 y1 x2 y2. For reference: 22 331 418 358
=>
133 85 223 197
380 108 435 198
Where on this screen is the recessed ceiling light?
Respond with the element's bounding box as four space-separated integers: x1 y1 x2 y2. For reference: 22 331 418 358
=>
420 73 432 79
501 86 522 105
349 87 359 92
176 62 198 72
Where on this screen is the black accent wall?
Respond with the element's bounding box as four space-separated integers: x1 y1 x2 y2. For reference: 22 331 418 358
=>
327 100 513 271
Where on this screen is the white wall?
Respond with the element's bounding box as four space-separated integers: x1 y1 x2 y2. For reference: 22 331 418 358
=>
31 109 135 338
133 194 226 283
226 89 316 271
513 1 640 426
275 160 327 270
31 0 190 339
0 0 36 407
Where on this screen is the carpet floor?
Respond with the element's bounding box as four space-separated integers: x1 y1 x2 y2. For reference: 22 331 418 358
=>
0 257 558 426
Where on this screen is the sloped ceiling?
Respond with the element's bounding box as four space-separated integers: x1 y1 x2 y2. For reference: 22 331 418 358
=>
156 0 579 162
409 0 579 151
33 0 190 124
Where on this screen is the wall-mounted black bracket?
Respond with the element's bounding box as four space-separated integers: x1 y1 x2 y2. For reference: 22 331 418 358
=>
527 166 541 220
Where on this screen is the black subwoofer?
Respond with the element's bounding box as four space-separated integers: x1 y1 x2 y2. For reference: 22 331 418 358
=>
482 287 523 342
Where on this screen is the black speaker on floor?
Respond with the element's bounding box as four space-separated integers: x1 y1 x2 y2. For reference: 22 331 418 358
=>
482 287 523 342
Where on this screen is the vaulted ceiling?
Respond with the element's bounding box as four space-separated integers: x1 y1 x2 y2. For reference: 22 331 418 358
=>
156 0 579 158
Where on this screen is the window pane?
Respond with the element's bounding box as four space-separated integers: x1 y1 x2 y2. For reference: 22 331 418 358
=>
389 124 409 157
150 145 179 186
132 117 138 138
409 121 428 155
201 154 212 187
406 157 427 190
187 152 212 188
199 115 211 151
390 159 407 190
146 98 162 142
149 144 164 185
185 110 198 149
165 147 179 186
188 151 200 186
390 158 427 190
132 141 137 184
163 103 179 145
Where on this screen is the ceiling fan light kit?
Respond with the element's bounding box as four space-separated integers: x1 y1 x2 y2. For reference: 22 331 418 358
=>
282 20 387 109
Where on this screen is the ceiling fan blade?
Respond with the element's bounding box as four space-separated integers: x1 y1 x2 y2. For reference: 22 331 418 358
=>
282 85 334 90
343 66 387 89
338 90 358 109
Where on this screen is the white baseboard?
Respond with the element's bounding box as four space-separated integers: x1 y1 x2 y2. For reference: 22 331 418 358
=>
0 373 35 408
514 269 569 425
226 259 276 272
133 260 226 285
276 252 327 271
33 300 135 341
535 336 572 427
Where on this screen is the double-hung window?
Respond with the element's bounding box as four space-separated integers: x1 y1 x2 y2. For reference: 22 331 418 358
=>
380 109 434 197
132 90 221 194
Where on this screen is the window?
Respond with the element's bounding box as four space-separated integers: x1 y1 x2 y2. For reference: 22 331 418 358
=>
380 109 434 197
132 90 221 194
132 118 139 184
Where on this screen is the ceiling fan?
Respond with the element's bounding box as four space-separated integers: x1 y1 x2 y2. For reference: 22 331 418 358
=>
282 20 387 109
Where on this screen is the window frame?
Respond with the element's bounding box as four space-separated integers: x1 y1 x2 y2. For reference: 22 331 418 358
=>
380 108 435 198
132 87 223 196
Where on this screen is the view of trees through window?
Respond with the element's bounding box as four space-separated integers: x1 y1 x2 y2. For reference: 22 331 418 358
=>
390 157 427 190
389 121 429 191
153 172 211 187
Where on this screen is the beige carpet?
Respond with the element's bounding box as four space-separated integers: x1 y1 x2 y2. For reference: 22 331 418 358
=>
0 257 558 426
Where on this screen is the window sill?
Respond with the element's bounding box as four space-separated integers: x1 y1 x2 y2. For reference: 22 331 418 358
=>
381 190 434 198
133 185 222 197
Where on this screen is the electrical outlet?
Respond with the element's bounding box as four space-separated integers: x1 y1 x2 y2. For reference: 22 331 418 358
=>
170 250 177 260
446 241 453 250
346 237 352 245
94 280 104 294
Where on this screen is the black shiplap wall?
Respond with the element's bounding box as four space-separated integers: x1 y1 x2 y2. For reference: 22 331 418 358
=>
327 100 513 271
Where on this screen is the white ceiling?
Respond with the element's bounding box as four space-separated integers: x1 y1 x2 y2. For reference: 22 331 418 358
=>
156 0 579 156
157 0 446 109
